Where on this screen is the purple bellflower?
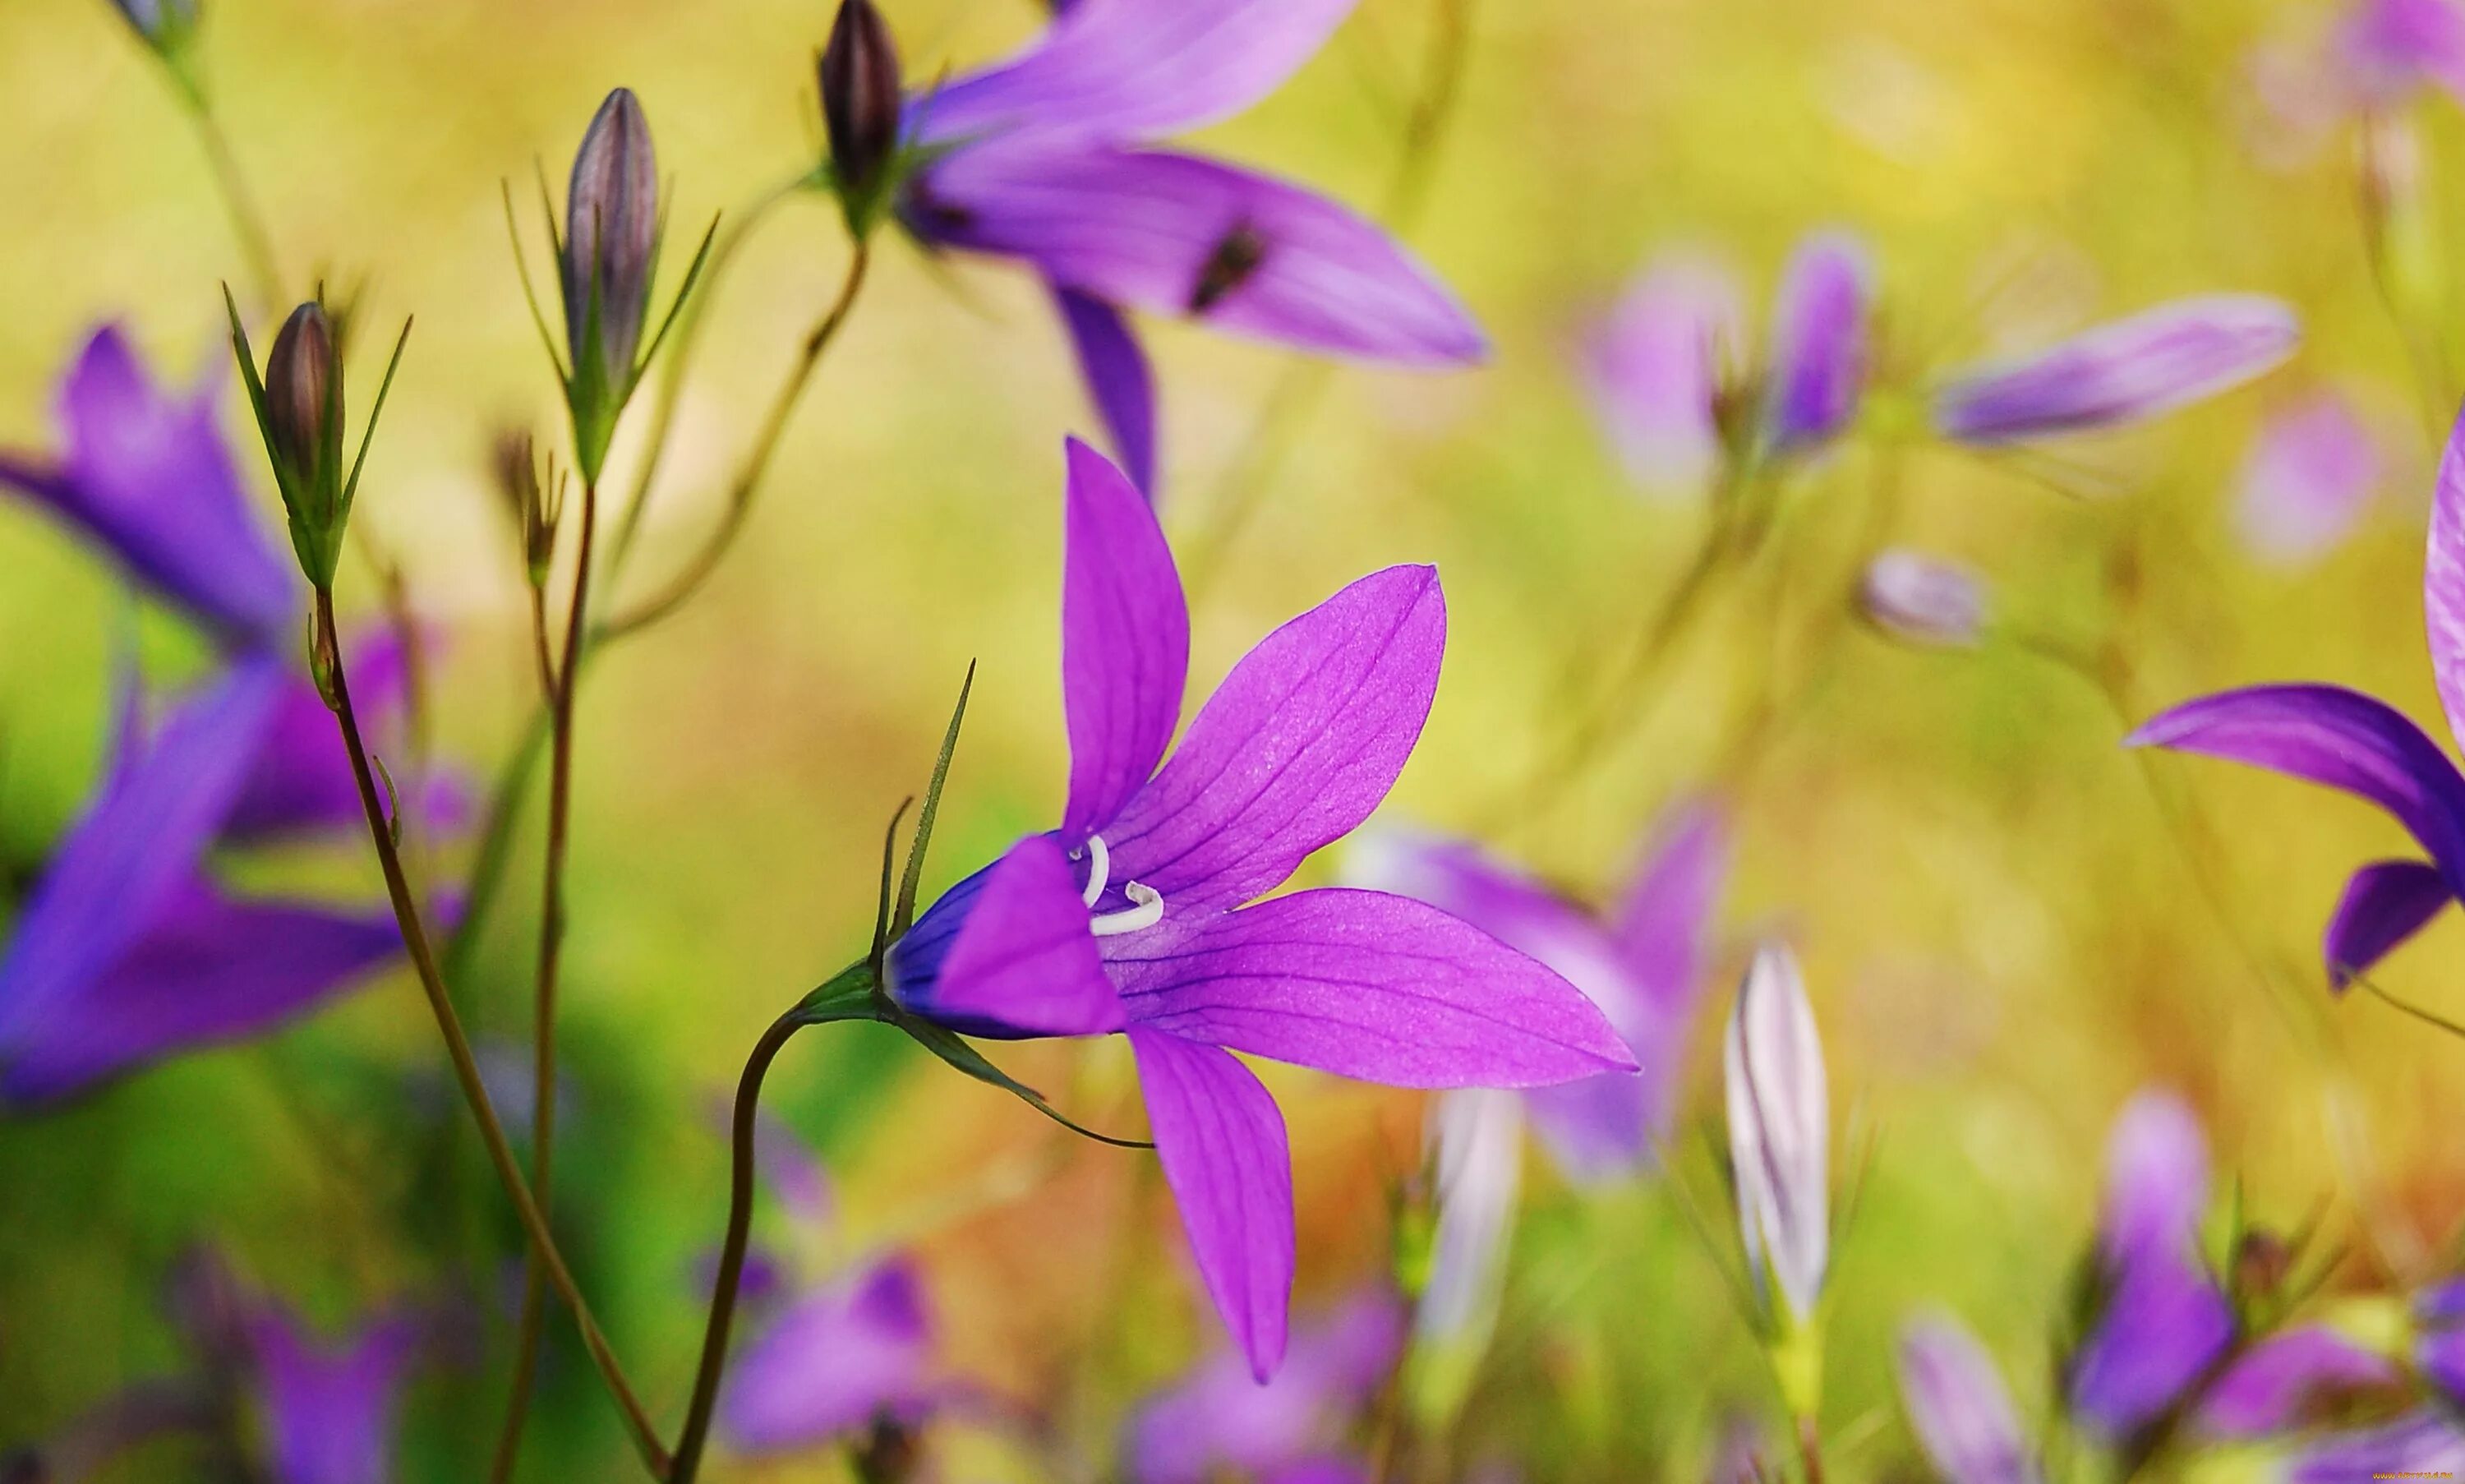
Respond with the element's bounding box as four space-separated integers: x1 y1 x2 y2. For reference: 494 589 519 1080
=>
1895 1314 2041 1484
2340 0 2465 104
883 439 1633 1379
893 0 1486 493
241 1300 428 1484
1762 234 1873 455
2195 1325 2395 1436
2131 405 2465 990
1933 296 2298 446
0 326 295 648
1348 800 1730 1181
1125 1288 1403 1484
720 1257 939 1456
2064 1092 2235 1439
0 654 411 1107
2234 390 2383 567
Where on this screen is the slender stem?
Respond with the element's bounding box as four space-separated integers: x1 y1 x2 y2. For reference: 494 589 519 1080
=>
169 75 283 310
311 587 670 1477
2358 976 2465 1043
667 1007 809 1484
1795 1415 1826 1484
606 242 872 640
491 479 603 1478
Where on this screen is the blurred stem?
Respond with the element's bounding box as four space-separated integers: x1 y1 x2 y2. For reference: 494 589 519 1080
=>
606 175 813 578
1795 1416 1826 1484
1178 0 1476 596
667 1000 823 1484
2357 975 2465 1044
606 241 872 639
311 586 670 1477
491 477 603 1480
168 71 283 311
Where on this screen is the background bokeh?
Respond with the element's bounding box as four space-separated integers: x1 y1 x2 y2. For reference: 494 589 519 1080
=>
0 0 2458 1477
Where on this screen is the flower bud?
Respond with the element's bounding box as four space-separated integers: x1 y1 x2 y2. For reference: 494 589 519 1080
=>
1896 1316 2036 1484
1932 296 2299 446
491 430 562 588
109 0 198 51
563 88 661 400
265 302 337 501
821 0 904 232
1860 548 1988 648
1724 944 1829 1328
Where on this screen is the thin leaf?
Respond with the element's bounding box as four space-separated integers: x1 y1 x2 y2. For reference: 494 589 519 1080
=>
339 317 412 512
886 1005 1150 1150
635 211 721 382
502 182 571 383
894 661 974 936
872 797 915 970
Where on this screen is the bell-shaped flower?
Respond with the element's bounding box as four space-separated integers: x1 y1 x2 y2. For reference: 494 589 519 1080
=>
1125 1288 1403 1484
2064 1092 2235 1438
1933 296 2297 446
2131 403 2465 989
1895 1314 2040 1484
891 0 1486 493
1348 800 1729 1180
0 326 295 648
719 1258 940 1456
885 439 1632 1378
1723 944 1830 1326
2234 391 2383 567
240 1299 429 1484
2195 1325 2396 1436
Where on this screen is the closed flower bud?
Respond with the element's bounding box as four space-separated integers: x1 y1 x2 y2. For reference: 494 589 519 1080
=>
563 88 661 401
821 0 904 231
265 302 337 501
1725 944 1830 1329
1860 548 1988 648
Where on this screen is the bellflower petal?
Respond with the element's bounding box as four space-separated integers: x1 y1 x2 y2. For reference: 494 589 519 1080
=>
1102 565 1444 910
1110 886 1633 1088
1583 253 1742 496
2126 683 2465 881
1933 295 2298 445
2288 1410 2465 1483
1055 292 1162 496
2341 0 2465 102
2097 1091 2209 1262
0 655 285 1066
243 1305 423 1484
1896 1315 2039 1484
1 883 402 1107
2324 858 2452 990
719 1258 937 1454
0 328 295 646
220 629 468 844
1762 233 1870 453
1723 945 1829 1322
1062 437 1186 841
2421 401 2465 748
911 143 1485 366
1129 1027 1294 1381
913 0 1359 145
1126 1288 1403 1484
896 836 1125 1039
1601 800 1727 1101
2197 1325 2395 1436
2234 392 2380 567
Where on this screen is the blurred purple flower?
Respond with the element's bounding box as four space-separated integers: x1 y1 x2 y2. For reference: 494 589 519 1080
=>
1724 944 1829 1324
886 439 1631 1378
2195 1325 2395 1436
2131 406 2465 989
719 1257 938 1455
241 1301 426 1484
2288 1410 2465 1482
1860 549 1988 648
1762 234 1872 454
0 326 296 648
1581 252 1743 497
1125 1288 1403 1484
2415 1279 2465 1400
2340 0 2465 103
897 0 1485 493
1348 800 1730 1181
1895 1314 2039 1484
2064 1092 2235 1438
2234 392 2382 566
0 656 406 1107
1933 296 2297 445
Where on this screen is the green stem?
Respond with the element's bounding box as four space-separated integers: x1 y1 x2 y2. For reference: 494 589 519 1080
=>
311 587 670 1477
169 72 283 310
491 477 602 1478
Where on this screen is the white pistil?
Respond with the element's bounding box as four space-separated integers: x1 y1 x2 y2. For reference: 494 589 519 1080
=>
1090 881 1164 937
1078 833 1112 908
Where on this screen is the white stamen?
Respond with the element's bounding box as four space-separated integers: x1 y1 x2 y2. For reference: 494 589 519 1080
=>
1090 881 1163 937
1079 834 1112 907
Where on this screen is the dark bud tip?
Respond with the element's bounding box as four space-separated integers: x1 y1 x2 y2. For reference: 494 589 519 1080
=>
820 0 903 224
853 1416 922 1484
2231 1228 2294 1307
265 302 337 496
563 87 661 389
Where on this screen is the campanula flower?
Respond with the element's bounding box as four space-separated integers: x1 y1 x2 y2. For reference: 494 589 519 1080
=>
0 326 294 648
2234 391 2383 567
885 439 1632 1377
1126 1288 1403 1484
1348 800 1729 1180
721 1258 939 1455
2340 0 2465 103
241 1299 428 1484
1895 1314 2040 1484
1581 251 1743 497
2195 1325 2394 1436
890 0 1486 493
0 655 409 1107
1933 297 2298 445
1860 550 1989 649
2131 406 2465 988
2064 1092 2235 1438
1724 944 1830 1327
